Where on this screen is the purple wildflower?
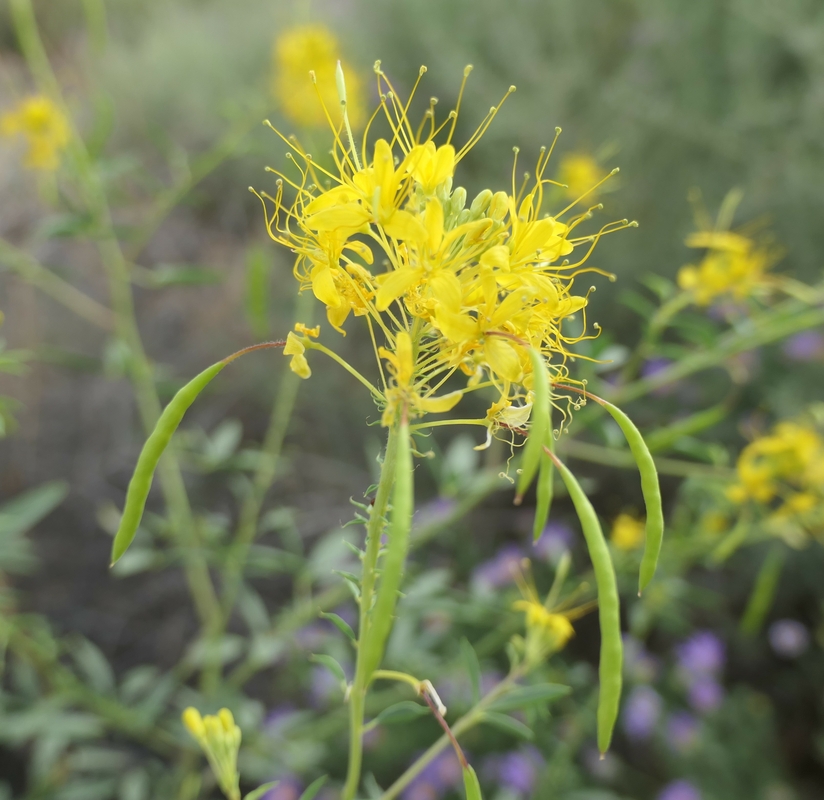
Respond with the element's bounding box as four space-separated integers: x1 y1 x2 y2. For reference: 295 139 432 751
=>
294 623 328 651
657 779 702 800
309 665 342 708
533 522 574 562
622 686 662 740
491 747 543 795
666 712 700 753
623 635 661 683
642 358 677 397
783 331 824 362
768 619 810 659
402 751 461 800
471 545 523 592
676 631 725 678
265 775 302 800
688 677 723 714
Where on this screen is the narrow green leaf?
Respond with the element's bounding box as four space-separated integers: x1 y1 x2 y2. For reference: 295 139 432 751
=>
309 654 347 686
375 701 430 725
481 711 534 740
488 683 571 713
245 246 271 338
320 612 356 642
0 480 69 537
243 781 279 800
515 349 550 504
741 545 785 635
462 765 483 800
460 638 482 705
533 427 554 542
298 776 328 800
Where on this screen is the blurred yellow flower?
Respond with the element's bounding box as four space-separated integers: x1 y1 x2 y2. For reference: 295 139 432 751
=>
273 24 365 129
610 513 645 550
0 95 69 171
182 707 242 800
677 191 780 306
727 417 824 543
557 152 604 202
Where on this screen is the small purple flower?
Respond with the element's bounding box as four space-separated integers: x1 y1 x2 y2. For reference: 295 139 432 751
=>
309 665 343 708
265 775 302 800
657 779 702 800
688 677 723 714
402 752 461 800
642 358 677 397
533 522 574 562
768 619 810 659
622 686 662 740
294 623 328 651
264 703 298 735
493 747 543 795
783 331 824 362
471 545 523 592
415 497 457 528
676 631 725 678
666 712 700 753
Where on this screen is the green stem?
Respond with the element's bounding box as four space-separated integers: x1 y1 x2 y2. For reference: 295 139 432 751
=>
10 0 222 662
342 426 400 800
377 668 526 800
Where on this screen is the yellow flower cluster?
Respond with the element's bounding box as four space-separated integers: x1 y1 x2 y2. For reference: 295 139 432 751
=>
273 24 365 130
256 63 631 436
610 512 645 550
182 707 242 800
557 152 604 202
677 192 780 306
0 95 69 171
728 418 824 543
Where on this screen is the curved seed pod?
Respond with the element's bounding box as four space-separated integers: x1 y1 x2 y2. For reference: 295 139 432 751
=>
111 361 227 565
595 397 664 594
548 449 622 755
362 420 414 678
515 348 550 505
462 765 483 800
533 424 554 542
110 342 285 566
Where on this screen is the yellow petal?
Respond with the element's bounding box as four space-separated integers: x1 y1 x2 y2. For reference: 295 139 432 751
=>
375 268 422 311
289 352 312 379
429 271 463 313
425 198 444 253
311 266 342 308
435 309 478 344
284 332 305 356
182 708 205 738
383 209 428 242
395 330 413 387
480 245 510 270
419 390 463 414
326 302 351 334
303 185 360 215
307 204 370 231
484 336 521 382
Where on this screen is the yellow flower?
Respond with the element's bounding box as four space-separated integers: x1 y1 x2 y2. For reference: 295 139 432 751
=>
182 707 242 800
0 95 70 171
677 190 781 306
284 329 312 378
557 152 605 202
273 24 365 129
610 513 645 550
255 62 631 434
728 416 824 543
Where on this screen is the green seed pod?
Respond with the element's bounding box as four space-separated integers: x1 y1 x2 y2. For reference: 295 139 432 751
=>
462 765 483 800
550 452 622 755
595 397 664 594
362 421 414 678
111 361 227 565
515 348 550 506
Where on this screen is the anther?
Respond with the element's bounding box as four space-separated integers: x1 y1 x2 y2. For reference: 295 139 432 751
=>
309 70 317 84
464 65 474 77
629 220 639 228
555 126 562 135
508 85 516 93
373 60 382 73
419 65 428 75
610 167 620 175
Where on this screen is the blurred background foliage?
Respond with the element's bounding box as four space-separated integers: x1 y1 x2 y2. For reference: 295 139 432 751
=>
1 0 824 799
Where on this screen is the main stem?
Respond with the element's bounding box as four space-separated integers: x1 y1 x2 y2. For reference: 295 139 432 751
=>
342 426 400 800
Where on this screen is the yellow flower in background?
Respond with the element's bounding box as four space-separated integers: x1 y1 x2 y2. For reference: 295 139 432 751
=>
610 513 645 550
677 190 781 306
284 323 319 379
273 24 365 129
182 707 242 800
727 417 824 543
0 95 69 170
255 62 633 437
557 152 604 202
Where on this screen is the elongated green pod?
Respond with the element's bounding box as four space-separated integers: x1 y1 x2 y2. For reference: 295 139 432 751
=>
462 765 482 800
515 348 550 505
548 450 622 755
741 545 785 635
533 425 554 542
362 420 414 678
594 396 664 594
111 342 284 566
111 361 226 565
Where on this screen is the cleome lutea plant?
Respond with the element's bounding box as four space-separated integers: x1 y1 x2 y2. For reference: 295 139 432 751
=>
111 62 664 799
